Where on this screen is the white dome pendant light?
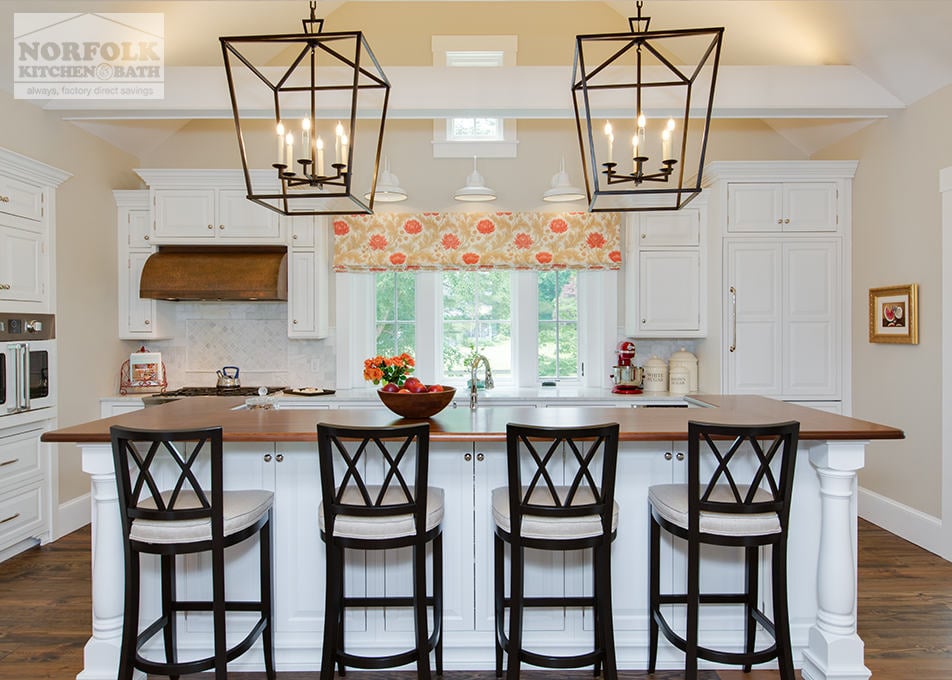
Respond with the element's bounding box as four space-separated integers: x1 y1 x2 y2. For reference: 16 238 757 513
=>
542 157 586 202
364 157 408 203
454 156 497 202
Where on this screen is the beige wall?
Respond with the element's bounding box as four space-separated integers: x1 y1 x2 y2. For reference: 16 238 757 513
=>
0 93 139 506
816 84 952 517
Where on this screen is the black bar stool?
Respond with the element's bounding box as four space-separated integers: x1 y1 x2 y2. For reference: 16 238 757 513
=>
493 422 620 680
109 425 275 680
647 420 800 680
316 422 443 680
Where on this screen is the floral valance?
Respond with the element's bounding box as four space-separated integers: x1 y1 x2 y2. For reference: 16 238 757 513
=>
332 211 621 272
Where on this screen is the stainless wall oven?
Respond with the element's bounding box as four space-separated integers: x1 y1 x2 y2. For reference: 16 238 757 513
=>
1 313 56 421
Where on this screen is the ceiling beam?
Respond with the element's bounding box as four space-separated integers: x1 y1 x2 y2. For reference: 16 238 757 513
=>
39 64 904 121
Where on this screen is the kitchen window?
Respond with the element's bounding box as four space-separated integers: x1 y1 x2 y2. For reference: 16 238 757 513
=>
366 269 606 389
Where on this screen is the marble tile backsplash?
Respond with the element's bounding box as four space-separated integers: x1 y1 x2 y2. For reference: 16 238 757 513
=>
145 303 336 389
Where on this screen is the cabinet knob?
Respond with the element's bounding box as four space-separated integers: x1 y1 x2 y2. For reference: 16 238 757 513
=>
275 453 284 463
641 233 647 239
676 452 685 461
143 235 150 241
264 454 272 462
642 318 646 324
664 452 673 460
292 319 298 325
476 452 485 462
464 453 472 462
0 283 10 290
784 218 790 224
207 224 214 230
292 234 299 240
144 319 150 325
777 219 783 224
0 195 10 203
219 224 225 230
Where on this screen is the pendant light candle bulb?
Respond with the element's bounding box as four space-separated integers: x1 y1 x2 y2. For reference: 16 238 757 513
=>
335 121 343 164
316 137 324 176
275 122 285 165
301 118 311 158
285 132 294 172
632 134 639 173
637 112 646 130
341 134 349 170
662 129 672 162
604 121 614 164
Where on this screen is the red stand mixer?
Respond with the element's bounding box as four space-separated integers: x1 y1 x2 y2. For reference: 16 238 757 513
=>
611 340 643 394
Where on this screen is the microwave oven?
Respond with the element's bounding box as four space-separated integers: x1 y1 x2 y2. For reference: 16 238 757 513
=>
1 313 56 421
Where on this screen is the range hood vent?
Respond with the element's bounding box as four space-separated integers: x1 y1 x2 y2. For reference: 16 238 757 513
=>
140 246 288 301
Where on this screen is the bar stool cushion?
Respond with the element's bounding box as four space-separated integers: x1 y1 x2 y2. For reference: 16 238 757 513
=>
130 489 274 545
648 483 781 537
491 486 619 540
319 486 444 540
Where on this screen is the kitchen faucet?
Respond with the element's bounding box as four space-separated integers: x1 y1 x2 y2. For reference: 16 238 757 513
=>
469 354 494 409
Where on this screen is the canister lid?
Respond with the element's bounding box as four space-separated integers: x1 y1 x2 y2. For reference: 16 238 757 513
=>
643 355 666 369
669 347 697 364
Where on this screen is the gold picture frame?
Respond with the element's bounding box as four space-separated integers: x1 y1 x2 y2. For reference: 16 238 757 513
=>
869 284 918 344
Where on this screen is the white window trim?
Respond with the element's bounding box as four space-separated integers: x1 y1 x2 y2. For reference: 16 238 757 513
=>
335 269 618 390
431 35 519 159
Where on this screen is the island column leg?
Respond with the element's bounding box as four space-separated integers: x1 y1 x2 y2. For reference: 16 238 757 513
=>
801 441 871 680
77 443 144 680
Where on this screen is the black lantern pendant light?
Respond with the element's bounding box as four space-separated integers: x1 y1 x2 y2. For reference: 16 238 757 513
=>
221 1 390 215
572 1 723 211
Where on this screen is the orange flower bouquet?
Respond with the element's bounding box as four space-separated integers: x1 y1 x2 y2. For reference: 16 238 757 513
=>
363 353 415 387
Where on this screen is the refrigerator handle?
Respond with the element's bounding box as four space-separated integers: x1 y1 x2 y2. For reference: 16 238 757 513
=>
20 344 30 412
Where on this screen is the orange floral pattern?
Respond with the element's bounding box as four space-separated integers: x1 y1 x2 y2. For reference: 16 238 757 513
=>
334 212 621 271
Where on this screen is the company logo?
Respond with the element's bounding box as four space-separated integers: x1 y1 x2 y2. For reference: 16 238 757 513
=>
14 13 164 100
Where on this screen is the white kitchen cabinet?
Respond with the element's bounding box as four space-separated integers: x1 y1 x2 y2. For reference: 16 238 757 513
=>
725 238 840 399
624 207 706 338
727 182 838 233
0 175 44 222
0 225 43 303
0 148 69 314
287 216 330 339
114 191 172 339
0 422 49 560
151 188 282 243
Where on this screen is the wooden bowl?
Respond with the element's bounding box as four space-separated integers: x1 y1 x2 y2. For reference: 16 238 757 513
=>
377 387 456 419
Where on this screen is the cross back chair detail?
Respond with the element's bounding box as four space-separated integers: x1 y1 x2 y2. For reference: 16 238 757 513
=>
110 425 275 680
648 419 801 680
316 422 444 680
494 422 621 680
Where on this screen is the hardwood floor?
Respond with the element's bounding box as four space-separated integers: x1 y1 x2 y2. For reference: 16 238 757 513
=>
1 519 950 679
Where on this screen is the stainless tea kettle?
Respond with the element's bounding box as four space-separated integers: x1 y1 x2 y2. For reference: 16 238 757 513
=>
216 366 240 388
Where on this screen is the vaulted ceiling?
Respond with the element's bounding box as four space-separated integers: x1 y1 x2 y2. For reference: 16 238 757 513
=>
4 1 951 158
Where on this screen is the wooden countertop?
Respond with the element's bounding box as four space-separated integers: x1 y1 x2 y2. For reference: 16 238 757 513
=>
42 395 903 444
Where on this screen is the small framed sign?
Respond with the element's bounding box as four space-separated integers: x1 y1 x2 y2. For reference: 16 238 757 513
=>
868 284 918 344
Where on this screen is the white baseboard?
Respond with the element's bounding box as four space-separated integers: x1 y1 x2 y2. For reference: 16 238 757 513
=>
858 486 947 559
54 493 90 540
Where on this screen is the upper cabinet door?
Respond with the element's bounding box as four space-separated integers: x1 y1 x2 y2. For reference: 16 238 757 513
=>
727 183 783 232
0 226 43 303
639 211 700 246
0 176 43 223
217 190 281 241
153 189 216 240
782 183 838 232
638 250 701 333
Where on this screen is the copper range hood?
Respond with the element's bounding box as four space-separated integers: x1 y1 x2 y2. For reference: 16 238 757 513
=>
139 246 288 301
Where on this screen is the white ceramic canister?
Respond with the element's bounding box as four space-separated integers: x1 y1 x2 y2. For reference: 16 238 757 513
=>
642 356 668 392
669 365 690 395
669 347 698 392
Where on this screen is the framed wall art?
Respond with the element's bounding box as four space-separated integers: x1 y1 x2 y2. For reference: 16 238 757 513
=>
868 284 919 344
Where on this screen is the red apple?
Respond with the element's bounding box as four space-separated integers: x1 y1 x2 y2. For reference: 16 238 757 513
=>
404 376 422 388
427 384 444 393
381 382 399 393
407 382 427 393
398 388 411 393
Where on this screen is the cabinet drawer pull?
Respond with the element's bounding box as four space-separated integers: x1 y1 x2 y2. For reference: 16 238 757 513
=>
0 195 9 203
0 283 10 290
207 224 214 230
0 458 20 467
784 218 790 224
0 513 20 525
264 454 272 462
476 453 484 462
219 224 225 230
275 454 284 463
777 218 783 224
464 453 472 462
664 452 672 460
676 452 684 461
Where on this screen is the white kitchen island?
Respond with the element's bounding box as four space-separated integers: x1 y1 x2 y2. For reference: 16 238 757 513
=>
43 395 902 679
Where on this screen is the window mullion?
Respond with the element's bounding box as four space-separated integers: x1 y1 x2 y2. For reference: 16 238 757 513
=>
415 272 442 383
512 270 538 388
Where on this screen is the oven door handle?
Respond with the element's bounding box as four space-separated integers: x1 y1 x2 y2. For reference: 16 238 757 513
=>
20 343 30 412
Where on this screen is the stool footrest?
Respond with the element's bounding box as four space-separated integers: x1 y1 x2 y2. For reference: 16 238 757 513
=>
343 595 437 608
658 592 750 605
502 595 595 608
652 608 780 666
134 614 268 676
